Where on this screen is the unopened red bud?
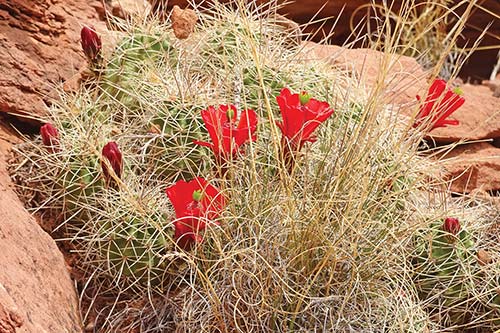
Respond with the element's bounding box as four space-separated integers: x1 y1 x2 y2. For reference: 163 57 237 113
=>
102 141 122 181
40 123 59 149
443 217 460 235
81 26 102 61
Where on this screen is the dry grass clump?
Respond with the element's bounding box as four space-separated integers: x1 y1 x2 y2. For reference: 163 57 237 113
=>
8 1 500 332
350 0 487 79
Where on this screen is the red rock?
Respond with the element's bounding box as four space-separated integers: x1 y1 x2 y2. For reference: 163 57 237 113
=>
482 72 500 98
0 302 22 333
0 124 82 332
301 42 427 105
0 0 105 124
171 5 198 39
428 84 500 144
109 0 152 20
438 142 500 194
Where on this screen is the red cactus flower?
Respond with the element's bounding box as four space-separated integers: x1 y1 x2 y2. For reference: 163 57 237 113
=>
194 105 258 162
81 26 102 61
443 217 461 236
276 88 334 150
414 79 464 130
40 123 59 150
101 142 122 181
166 177 226 250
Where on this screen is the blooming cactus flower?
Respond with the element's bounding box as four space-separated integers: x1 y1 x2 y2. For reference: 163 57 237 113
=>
166 177 226 250
194 105 258 162
101 142 122 181
276 88 334 150
442 217 461 236
40 123 59 150
414 79 465 130
81 26 102 61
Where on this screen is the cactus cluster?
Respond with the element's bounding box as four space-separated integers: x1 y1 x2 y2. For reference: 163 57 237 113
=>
10 14 344 294
8 4 499 332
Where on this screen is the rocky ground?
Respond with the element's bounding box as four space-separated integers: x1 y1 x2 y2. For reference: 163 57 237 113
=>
0 0 498 331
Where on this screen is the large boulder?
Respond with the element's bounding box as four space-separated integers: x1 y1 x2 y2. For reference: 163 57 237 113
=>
438 142 500 194
302 42 427 105
0 124 82 332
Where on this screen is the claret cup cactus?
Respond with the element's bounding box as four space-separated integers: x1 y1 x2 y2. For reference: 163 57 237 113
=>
413 217 499 326
7 2 500 332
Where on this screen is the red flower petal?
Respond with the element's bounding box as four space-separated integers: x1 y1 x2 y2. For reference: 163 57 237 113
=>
420 79 447 118
235 109 258 146
276 88 334 149
174 219 202 250
192 140 213 149
431 90 464 128
167 177 226 250
200 107 223 155
196 105 258 160
166 178 207 218
414 79 463 130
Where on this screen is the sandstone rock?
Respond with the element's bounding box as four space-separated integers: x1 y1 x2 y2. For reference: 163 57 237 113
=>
428 84 500 144
301 42 427 105
477 249 493 266
0 0 105 124
110 0 152 20
439 142 500 194
0 302 22 333
171 5 198 40
0 124 82 332
482 72 500 98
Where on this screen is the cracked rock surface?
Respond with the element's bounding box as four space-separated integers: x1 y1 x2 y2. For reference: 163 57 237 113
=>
0 123 82 333
0 0 104 124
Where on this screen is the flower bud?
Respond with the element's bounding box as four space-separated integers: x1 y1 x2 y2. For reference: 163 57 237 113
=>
102 142 122 181
192 189 203 202
443 217 460 235
299 91 311 105
40 123 59 149
81 26 102 61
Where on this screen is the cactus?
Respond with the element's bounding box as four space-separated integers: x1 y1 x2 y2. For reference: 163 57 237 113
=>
241 64 287 111
413 218 499 328
57 155 103 216
99 32 177 109
201 23 264 68
97 214 169 287
147 100 208 181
